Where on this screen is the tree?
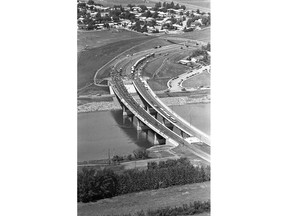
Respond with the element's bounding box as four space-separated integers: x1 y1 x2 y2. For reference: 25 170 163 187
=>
133 149 149 159
186 18 193 27
87 0 94 5
138 5 147 11
201 16 210 26
152 11 159 19
154 2 161 9
143 10 152 18
141 24 148 33
175 3 180 9
95 12 101 21
132 21 141 32
180 5 186 10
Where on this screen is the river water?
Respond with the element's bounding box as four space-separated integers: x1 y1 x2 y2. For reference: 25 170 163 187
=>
78 103 210 161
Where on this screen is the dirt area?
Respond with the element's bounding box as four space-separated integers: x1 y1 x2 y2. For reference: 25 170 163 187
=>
78 181 210 216
77 95 210 113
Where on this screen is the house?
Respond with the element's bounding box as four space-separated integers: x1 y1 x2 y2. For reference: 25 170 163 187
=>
132 6 142 12
179 60 191 65
172 24 183 30
195 19 203 25
78 24 87 30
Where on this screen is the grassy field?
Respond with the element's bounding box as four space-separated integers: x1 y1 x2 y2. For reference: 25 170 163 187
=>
78 181 210 216
78 35 155 89
78 84 110 95
147 78 171 91
99 37 174 78
142 48 193 91
163 28 210 43
182 70 210 89
78 29 148 52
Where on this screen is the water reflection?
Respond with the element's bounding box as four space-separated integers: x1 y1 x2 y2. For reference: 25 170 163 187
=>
78 103 210 161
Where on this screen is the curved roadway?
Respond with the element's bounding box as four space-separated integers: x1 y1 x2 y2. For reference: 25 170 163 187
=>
110 72 210 163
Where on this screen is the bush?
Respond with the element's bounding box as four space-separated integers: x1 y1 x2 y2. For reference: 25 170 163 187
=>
112 155 124 164
127 154 133 161
133 149 149 159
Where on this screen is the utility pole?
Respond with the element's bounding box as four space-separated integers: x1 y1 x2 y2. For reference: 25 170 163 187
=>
108 148 111 165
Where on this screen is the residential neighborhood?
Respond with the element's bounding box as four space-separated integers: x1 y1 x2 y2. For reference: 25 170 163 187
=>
77 0 210 34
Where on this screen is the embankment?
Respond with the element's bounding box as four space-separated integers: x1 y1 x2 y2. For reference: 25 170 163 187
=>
78 95 210 113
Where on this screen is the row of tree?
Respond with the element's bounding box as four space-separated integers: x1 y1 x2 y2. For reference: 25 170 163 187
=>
112 200 210 216
78 158 210 203
154 1 186 11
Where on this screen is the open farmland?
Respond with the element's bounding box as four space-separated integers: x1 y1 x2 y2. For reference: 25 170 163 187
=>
182 70 210 89
78 35 155 89
78 29 148 53
78 181 210 216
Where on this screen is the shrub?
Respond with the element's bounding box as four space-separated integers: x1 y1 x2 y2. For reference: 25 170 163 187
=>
133 149 149 159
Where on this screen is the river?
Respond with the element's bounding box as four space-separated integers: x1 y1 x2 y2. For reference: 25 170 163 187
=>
78 103 210 161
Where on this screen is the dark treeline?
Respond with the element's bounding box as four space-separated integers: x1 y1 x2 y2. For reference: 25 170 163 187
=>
108 200 210 216
78 158 210 203
154 1 186 11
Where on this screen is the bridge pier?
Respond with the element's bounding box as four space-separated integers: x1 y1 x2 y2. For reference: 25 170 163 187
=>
156 113 164 123
164 119 174 130
133 116 149 131
180 130 190 139
122 104 133 116
146 129 166 145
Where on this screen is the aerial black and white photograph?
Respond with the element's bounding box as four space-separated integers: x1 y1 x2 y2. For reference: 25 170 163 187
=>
3 0 288 216
77 0 211 215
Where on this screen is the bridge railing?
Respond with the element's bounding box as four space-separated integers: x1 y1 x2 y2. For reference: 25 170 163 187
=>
138 79 211 146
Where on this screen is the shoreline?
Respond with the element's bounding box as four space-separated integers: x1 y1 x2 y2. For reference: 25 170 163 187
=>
78 95 210 113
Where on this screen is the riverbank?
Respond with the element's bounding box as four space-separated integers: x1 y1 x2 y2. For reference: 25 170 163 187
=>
77 95 210 113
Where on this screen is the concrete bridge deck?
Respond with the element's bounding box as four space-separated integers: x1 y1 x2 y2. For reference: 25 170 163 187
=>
110 72 210 163
133 77 210 146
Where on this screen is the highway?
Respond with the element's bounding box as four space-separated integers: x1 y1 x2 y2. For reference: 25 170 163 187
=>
110 71 210 163
133 74 210 146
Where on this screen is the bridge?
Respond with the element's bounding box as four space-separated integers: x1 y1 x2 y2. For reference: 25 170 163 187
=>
110 72 210 163
107 41 210 163
133 77 210 146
